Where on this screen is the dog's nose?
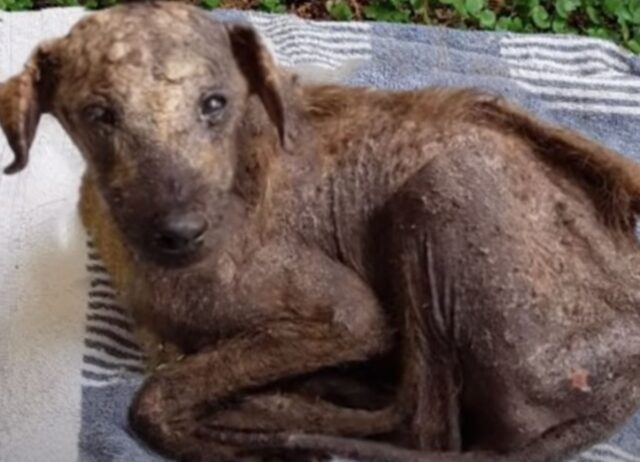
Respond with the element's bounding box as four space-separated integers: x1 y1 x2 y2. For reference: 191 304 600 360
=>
153 211 208 254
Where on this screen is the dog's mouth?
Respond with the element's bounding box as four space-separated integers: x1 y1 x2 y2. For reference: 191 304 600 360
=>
147 246 207 269
131 230 209 270
140 239 209 269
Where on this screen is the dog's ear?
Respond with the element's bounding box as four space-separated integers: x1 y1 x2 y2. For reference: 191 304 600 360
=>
0 41 60 174
226 24 292 150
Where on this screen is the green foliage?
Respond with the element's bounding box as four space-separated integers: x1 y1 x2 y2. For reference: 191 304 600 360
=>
364 0 412 22
0 0 33 10
258 0 285 13
344 0 640 53
327 0 354 20
0 0 639 54
201 0 222 9
71 0 117 9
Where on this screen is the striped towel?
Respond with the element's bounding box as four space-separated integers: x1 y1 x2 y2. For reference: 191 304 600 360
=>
1 7 640 462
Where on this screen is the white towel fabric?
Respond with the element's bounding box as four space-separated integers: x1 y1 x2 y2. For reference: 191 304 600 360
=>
0 8 88 462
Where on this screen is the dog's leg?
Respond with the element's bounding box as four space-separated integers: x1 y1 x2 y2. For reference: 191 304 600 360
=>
209 410 624 462
128 246 392 460
129 330 389 461
390 235 463 451
197 391 399 436
183 391 398 462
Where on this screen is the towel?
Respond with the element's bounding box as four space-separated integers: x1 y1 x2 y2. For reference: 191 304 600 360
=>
1 6 640 462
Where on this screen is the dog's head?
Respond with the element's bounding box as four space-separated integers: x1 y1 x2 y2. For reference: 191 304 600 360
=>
0 2 296 268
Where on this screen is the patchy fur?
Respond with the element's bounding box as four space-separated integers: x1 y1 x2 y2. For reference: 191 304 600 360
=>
2 3 640 462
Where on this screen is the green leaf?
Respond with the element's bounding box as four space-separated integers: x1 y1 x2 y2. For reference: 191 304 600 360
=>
631 1 640 24
259 0 286 13
451 0 468 17
495 16 511 31
408 0 424 11
477 9 496 28
620 18 630 40
616 5 632 22
552 17 569 33
363 4 378 18
496 16 525 32
6 0 30 10
363 2 410 22
513 0 530 7
464 0 484 16
509 16 525 31
627 38 640 53
201 0 221 9
604 0 622 17
326 0 354 20
586 26 612 39
531 5 551 29
586 5 602 24
555 0 579 19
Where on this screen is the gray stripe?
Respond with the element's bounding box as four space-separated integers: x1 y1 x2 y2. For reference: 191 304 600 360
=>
88 290 116 300
268 41 368 62
83 355 145 374
85 326 140 352
86 314 133 332
253 18 369 36
84 339 142 360
86 264 108 273
88 301 126 315
91 278 114 288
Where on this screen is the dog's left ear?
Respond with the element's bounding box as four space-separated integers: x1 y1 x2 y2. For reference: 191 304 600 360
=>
0 40 60 174
226 24 293 150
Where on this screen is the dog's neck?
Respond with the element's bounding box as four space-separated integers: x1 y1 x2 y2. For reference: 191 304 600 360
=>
255 85 452 276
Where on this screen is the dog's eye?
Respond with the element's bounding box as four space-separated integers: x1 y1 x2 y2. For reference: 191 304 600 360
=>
82 104 116 126
200 94 226 118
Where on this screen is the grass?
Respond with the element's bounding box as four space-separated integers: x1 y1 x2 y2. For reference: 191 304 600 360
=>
1 0 639 53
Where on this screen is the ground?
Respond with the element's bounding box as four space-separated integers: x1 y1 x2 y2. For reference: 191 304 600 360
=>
5 0 640 53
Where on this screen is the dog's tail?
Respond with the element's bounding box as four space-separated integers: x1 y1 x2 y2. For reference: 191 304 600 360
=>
469 93 640 235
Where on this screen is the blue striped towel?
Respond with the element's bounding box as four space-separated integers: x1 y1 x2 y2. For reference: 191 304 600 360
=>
8 8 640 462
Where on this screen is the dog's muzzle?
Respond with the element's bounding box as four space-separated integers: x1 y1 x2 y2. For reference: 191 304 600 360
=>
151 210 208 262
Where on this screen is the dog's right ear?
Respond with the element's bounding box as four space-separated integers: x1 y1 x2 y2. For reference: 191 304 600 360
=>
0 40 60 175
226 24 294 151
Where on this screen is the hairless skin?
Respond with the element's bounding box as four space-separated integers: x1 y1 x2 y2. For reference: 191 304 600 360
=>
2 3 640 461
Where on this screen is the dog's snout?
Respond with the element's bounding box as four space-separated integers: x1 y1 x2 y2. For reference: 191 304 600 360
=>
153 211 208 255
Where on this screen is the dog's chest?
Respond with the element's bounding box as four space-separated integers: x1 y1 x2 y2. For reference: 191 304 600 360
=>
134 249 279 351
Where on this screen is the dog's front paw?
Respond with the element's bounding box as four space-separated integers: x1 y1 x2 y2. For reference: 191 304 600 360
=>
128 373 190 449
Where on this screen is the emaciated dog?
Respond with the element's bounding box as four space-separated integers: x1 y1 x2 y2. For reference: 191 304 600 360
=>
2 3 640 461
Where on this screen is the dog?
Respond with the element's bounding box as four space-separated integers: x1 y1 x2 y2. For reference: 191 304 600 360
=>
2 3 640 461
